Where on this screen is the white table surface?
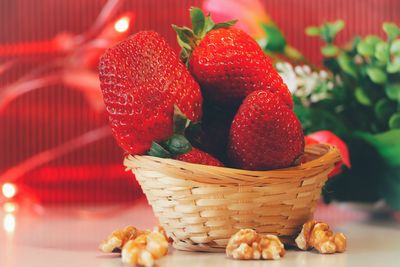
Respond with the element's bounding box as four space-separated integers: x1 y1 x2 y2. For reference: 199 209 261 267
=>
0 197 399 267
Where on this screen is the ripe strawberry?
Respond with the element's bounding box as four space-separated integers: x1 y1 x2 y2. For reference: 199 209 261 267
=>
173 8 292 108
175 147 224 167
99 31 203 155
228 90 304 170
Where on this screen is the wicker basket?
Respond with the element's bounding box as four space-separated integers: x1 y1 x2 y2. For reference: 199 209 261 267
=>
124 144 341 252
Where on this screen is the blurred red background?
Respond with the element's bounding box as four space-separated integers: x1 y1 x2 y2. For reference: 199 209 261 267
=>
0 0 399 204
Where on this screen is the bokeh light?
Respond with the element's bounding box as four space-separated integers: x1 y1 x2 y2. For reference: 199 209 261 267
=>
3 213 16 233
3 202 17 213
114 16 130 33
2 183 17 199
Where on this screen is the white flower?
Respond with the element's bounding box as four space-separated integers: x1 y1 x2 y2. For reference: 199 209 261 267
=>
276 62 297 93
276 62 334 104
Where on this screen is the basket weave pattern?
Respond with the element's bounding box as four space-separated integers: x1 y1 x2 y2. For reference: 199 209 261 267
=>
124 144 341 252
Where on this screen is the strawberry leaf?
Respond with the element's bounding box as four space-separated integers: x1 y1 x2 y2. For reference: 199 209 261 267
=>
173 6 238 62
172 25 197 49
165 134 192 155
179 48 190 63
212 20 238 30
203 14 215 35
147 142 172 158
190 7 205 37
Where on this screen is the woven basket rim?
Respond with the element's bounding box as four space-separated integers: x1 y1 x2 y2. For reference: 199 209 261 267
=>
124 144 341 185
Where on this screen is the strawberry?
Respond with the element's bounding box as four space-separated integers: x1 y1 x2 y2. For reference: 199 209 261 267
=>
175 147 224 167
99 31 203 155
228 90 304 170
173 8 292 108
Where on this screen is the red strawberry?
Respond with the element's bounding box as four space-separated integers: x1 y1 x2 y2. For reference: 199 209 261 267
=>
228 90 304 170
99 31 203 155
175 147 224 167
173 8 292 108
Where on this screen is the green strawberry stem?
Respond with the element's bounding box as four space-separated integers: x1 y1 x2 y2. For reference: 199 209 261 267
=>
165 134 192 155
147 142 171 158
146 105 195 158
172 7 237 62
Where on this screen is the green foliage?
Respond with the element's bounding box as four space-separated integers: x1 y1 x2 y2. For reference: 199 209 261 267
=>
165 134 192 155
383 23 400 40
301 21 400 209
322 45 339 57
146 106 194 158
389 113 400 129
147 142 172 158
173 7 237 62
305 20 344 43
260 22 286 52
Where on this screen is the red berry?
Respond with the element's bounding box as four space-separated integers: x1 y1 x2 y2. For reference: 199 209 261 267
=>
229 90 304 170
189 28 292 108
99 31 203 154
175 147 224 167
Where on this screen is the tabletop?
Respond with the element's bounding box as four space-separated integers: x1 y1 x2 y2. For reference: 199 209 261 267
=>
0 197 399 267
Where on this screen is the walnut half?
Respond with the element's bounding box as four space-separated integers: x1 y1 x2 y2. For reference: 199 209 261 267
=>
100 225 170 267
121 231 169 267
99 226 144 253
226 229 285 260
295 220 347 254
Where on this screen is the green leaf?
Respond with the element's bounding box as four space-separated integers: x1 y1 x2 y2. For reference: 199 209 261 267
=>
204 14 215 33
391 39 400 55
172 25 197 48
260 23 287 52
389 113 400 129
165 134 192 155
387 62 400 73
320 25 332 43
365 35 382 46
147 142 172 158
337 53 357 78
331 20 345 35
366 67 387 84
190 7 205 37
179 48 190 62
356 129 400 166
375 42 389 63
305 26 320 36
176 35 191 51
212 19 237 30
383 22 400 39
351 36 362 51
374 98 395 122
321 44 339 57
357 40 374 56
354 87 372 106
305 20 344 43
385 83 400 101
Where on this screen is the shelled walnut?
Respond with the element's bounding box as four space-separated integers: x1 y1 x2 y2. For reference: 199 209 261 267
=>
226 229 285 260
99 226 144 253
153 225 172 243
295 220 347 254
100 225 169 267
122 231 169 266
